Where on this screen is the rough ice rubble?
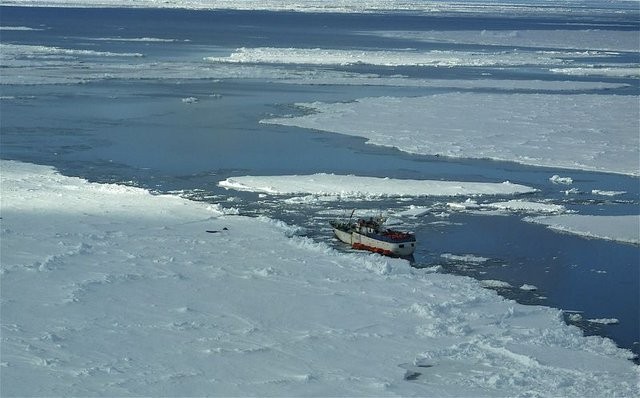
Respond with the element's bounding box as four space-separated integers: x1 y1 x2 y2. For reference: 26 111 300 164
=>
446 198 567 215
205 46 580 67
263 93 639 176
0 43 144 58
3 41 633 88
1 160 638 396
218 173 536 198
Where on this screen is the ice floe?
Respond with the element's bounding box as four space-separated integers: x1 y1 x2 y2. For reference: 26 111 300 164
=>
525 214 640 245
0 43 144 58
484 200 567 214
480 280 513 289
549 67 640 78
549 175 573 185
218 173 536 198
440 253 490 264
0 26 45 31
369 29 640 53
591 189 627 197
205 47 580 68
2 160 638 396
588 318 621 325
446 199 566 215
263 93 640 176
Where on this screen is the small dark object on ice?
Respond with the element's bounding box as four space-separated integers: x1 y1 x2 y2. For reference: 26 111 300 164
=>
206 227 229 234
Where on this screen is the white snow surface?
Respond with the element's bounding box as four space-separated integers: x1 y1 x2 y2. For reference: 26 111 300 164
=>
525 214 640 245
218 173 536 198
262 94 640 176
2 160 638 396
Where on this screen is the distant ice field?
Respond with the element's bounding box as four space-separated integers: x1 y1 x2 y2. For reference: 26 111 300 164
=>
3 41 637 85
368 29 640 53
4 0 640 15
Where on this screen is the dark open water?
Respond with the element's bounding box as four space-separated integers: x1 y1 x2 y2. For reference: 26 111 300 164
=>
1 6 638 361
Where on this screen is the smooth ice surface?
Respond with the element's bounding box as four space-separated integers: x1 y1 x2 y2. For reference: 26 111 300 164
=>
218 173 536 198
263 94 640 176
2 160 638 396
525 214 640 245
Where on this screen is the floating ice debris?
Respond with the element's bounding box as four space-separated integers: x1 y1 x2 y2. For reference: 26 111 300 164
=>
447 198 480 210
562 188 580 195
441 253 490 264
592 189 626 197
480 280 512 289
181 97 198 104
588 318 620 325
485 200 566 214
520 284 538 291
568 313 583 322
550 175 573 185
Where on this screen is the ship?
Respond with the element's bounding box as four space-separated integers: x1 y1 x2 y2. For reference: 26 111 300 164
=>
330 212 416 257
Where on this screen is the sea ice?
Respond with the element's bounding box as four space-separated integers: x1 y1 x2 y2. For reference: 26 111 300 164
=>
218 173 536 198
2 160 637 396
525 214 640 245
549 175 573 185
591 189 627 197
369 28 640 53
588 318 621 325
480 280 513 289
447 199 566 215
484 200 566 214
440 253 490 264
263 93 639 176
205 46 582 68
3 0 637 16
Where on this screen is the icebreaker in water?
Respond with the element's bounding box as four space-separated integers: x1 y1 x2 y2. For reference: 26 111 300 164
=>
331 213 416 257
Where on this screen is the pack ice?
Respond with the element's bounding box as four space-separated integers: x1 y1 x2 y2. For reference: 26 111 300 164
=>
1 160 637 396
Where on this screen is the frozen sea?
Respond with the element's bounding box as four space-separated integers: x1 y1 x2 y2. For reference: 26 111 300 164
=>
1 1 639 390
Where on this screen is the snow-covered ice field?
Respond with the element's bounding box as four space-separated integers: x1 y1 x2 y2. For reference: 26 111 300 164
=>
219 173 536 197
525 214 640 245
1 1 638 395
1 160 638 396
262 93 639 176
